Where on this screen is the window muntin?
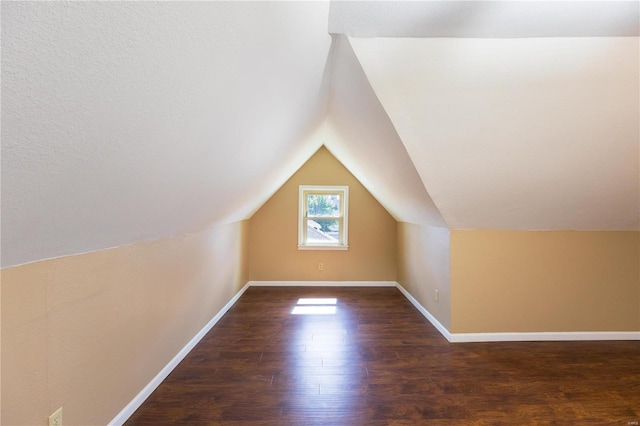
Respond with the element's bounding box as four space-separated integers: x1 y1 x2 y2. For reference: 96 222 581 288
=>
298 186 348 250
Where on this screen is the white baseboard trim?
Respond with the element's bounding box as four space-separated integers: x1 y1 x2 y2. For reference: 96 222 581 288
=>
395 283 453 342
108 282 251 426
450 331 640 343
394 283 640 343
248 280 397 287
110 280 639 424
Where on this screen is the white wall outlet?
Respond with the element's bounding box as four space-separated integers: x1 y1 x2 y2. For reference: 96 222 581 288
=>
318 262 324 271
435 289 440 303
49 407 63 426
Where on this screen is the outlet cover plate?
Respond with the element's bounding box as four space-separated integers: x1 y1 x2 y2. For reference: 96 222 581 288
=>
49 407 63 426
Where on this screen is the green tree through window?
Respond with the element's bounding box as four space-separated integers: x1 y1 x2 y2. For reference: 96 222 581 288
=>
307 194 339 232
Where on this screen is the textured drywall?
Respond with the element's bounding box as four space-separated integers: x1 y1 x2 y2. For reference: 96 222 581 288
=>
324 36 446 227
329 1 639 38
5 1 639 270
352 37 639 230
1 1 331 267
249 147 397 281
1 221 249 425
397 223 451 330
450 231 640 333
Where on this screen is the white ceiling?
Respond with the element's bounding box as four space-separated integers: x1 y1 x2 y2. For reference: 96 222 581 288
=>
2 1 638 267
1 2 331 267
350 36 639 230
329 1 639 38
323 35 446 228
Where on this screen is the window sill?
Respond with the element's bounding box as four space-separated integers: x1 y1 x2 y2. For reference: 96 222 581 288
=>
298 245 349 251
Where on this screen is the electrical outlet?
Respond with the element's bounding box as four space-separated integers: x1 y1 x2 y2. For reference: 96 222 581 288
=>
318 263 324 271
49 407 63 426
435 289 440 303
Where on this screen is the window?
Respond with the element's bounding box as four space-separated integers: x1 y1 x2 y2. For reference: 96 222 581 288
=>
298 185 349 250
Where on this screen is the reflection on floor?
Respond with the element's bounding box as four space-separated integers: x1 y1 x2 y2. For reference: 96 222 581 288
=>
292 298 337 315
126 286 640 424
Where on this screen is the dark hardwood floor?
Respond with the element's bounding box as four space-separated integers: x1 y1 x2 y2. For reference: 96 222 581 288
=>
125 286 640 425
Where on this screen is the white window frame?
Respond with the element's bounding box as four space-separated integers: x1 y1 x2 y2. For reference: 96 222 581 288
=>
298 185 349 250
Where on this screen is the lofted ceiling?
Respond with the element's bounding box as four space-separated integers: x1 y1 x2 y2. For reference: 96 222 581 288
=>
351 36 639 230
328 1 639 38
2 1 638 267
1 1 331 267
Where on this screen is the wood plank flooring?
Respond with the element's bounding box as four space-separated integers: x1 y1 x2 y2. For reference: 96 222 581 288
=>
125 287 640 425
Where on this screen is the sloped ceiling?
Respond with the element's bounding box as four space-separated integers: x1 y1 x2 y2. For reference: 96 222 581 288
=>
329 1 639 38
332 0 639 231
1 2 331 267
2 1 639 267
322 35 446 228
351 36 639 230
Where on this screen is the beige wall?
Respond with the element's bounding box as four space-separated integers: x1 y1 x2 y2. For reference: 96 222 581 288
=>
4 160 638 425
1 221 249 426
397 223 451 330
249 146 397 281
450 230 640 333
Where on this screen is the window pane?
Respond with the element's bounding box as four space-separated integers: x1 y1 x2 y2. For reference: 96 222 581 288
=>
307 194 340 217
307 219 340 243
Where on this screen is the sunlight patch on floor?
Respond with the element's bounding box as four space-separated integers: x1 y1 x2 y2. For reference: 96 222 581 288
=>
292 298 337 315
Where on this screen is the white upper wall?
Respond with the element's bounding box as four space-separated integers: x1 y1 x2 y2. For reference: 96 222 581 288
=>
351 37 639 230
1 2 331 267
